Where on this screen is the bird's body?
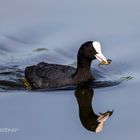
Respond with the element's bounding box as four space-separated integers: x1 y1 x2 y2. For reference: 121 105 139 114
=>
25 62 94 89
25 62 75 88
25 41 109 89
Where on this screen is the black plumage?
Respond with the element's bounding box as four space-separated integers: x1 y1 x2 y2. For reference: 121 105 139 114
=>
25 41 99 89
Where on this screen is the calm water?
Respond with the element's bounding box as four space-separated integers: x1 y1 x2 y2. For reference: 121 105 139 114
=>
0 0 140 139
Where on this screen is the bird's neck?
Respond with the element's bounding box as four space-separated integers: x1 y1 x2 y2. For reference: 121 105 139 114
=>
77 59 92 75
73 57 93 82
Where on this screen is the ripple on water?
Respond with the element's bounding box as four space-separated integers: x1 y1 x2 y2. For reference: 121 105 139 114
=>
0 63 133 92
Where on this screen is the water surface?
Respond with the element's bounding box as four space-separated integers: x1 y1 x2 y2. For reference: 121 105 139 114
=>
0 0 140 139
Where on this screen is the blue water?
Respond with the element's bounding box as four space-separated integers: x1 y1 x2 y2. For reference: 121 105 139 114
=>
0 0 140 139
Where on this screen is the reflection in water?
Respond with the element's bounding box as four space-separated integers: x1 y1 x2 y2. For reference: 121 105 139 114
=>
75 84 113 133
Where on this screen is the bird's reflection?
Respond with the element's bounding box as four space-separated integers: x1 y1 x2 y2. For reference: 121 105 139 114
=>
75 84 113 133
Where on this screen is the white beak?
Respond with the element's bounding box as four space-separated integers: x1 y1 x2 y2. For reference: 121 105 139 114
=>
92 41 108 64
95 53 108 64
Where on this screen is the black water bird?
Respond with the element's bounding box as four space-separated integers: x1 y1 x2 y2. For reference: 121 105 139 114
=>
25 41 110 89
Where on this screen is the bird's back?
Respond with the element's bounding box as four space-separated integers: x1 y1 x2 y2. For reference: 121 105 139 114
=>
25 62 76 89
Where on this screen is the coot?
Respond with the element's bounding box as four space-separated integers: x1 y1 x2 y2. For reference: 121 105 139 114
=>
25 41 110 89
